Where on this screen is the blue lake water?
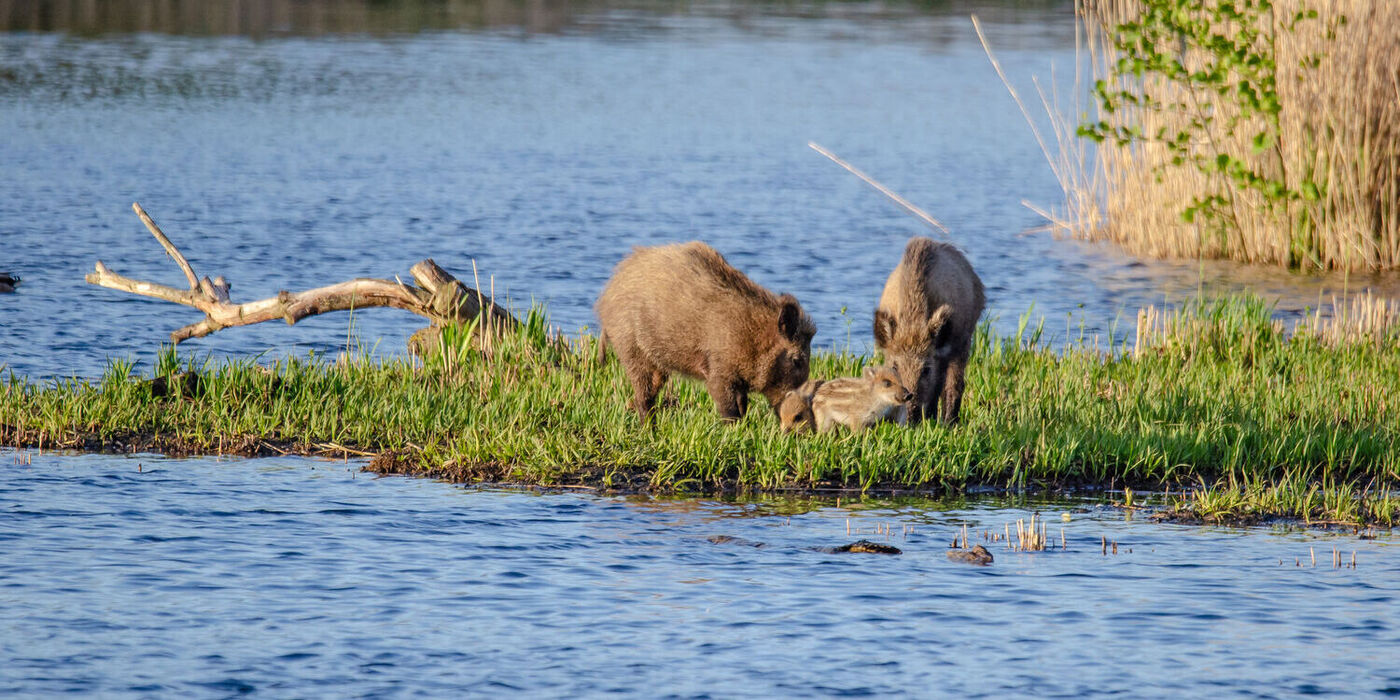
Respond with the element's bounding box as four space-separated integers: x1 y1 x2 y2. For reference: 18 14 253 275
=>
2 0 1396 380
3 2 1399 696
3 452 1398 698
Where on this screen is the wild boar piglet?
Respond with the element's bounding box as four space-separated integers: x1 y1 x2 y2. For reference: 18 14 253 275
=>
778 379 824 433
781 366 910 434
811 365 911 433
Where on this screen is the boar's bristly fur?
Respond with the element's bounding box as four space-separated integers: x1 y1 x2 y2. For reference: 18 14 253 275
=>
595 241 817 422
873 237 985 426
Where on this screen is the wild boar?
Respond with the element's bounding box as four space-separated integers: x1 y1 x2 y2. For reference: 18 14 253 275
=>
779 366 910 434
595 241 817 421
873 237 985 425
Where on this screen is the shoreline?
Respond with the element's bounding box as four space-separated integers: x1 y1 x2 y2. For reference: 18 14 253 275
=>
4 437 1393 531
4 295 1397 527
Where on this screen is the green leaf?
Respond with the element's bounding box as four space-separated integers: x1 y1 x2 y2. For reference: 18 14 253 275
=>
1251 131 1272 153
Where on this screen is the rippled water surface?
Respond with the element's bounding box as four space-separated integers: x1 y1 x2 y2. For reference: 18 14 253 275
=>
3 0 1397 379
2 452 1397 697
5 4 1400 696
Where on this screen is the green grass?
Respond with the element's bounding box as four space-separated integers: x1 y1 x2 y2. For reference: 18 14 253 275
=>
2 296 1398 525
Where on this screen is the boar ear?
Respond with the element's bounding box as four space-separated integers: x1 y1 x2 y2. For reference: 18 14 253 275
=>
862 365 877 379
777 294 805 340
926 305 952 345
873 309 895 347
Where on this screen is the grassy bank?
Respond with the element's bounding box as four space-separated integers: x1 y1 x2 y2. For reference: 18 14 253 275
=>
2 296 1398 524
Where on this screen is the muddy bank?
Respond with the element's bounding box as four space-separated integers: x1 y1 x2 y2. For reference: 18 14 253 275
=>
2 422 1395 530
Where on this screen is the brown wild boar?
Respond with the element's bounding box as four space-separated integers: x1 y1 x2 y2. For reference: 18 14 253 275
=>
874 237 985 425
780 366 910 434
595 241 817 421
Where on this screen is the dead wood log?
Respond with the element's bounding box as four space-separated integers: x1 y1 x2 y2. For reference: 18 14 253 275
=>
87 203 525 347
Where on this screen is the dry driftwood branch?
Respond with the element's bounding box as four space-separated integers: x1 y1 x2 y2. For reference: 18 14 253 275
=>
87 202 523 346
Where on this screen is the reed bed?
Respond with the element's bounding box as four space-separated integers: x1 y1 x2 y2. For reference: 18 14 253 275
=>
2 295 1399 524
1043 0 1400 271
1294 291 1400 347
1135 293 1400 359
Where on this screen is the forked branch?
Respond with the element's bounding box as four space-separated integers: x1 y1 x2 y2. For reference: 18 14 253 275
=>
87 203 522 345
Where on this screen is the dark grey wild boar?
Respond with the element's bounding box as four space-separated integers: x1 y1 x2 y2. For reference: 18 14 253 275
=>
874 237 985 425
595 241 817 421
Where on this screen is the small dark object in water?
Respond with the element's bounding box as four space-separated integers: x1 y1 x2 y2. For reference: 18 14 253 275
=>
707 535 766 548
820 540 902 555
946 544 994 565
0 272 18 293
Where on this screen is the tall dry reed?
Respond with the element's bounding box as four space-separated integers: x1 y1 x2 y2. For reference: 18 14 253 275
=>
1048 0 1400 271
1134 292 1400 354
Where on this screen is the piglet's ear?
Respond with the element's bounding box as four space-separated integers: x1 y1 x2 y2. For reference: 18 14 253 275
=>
777 294 805 340
873 309 896 347
862 365 878 379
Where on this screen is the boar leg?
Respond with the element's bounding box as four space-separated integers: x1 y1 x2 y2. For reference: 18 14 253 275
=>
624 361 666 421
939 354 968 425
705 373 749 422
913 356 948 426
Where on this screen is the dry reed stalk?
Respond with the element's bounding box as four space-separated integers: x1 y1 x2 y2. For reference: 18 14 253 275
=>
1023 0 1400 271
1014 515 1049 551
808 142 952 235
1132 292 1399 355
1295 291 1400 347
